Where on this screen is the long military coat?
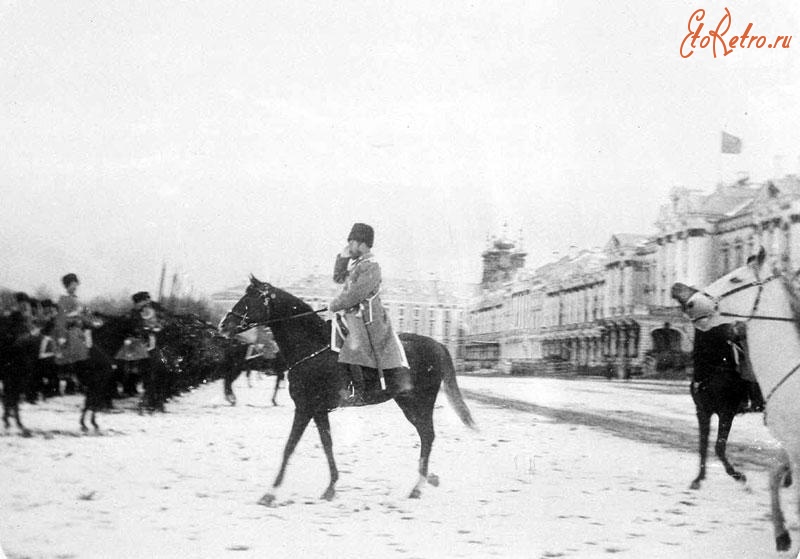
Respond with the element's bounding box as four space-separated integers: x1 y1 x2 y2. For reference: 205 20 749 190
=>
54 294 90 365
329 252 407 370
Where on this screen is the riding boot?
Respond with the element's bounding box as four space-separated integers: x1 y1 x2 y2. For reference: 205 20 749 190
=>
386 367 413 397
337 363 354 405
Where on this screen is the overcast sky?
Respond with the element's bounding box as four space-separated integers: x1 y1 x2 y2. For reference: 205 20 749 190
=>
2 1 799 299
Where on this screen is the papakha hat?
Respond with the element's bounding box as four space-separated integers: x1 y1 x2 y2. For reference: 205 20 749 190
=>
347 223 374 248
132 291 151 304
61 273 79 287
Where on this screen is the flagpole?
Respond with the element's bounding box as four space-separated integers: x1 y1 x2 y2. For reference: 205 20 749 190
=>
718 131 723 187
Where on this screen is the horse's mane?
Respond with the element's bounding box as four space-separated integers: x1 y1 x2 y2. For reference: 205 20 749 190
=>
271 285 328 342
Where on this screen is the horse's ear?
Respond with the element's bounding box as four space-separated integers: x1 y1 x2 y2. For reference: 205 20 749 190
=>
747 246 766 267
249 274 260 285
670 282 697 305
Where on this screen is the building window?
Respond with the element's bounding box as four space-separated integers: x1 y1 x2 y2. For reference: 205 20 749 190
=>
784 224 792 264
721 247 729 274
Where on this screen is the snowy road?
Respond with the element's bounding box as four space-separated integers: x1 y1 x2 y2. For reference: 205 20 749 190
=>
0 375 797 559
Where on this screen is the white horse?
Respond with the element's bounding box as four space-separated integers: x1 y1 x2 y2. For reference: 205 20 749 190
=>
672 246 796 552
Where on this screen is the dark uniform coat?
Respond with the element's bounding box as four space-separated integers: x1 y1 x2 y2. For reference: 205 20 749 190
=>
115 305 161 361
330 252 407 370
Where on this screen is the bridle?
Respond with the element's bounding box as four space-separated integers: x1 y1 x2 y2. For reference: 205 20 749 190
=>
221 285 329 333
693 271 792 324
220 285 330 372
693 269 798 424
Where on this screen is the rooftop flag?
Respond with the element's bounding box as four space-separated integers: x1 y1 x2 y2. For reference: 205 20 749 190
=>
722 131 742 154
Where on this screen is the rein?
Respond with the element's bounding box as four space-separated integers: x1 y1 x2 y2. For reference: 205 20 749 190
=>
262 308 328 326
718 312 796 322
697 274 791 323
222 291 330 373
222 306 328 333
285 344 331 372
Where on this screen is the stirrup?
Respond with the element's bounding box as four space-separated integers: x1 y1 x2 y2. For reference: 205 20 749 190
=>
338 387 367 407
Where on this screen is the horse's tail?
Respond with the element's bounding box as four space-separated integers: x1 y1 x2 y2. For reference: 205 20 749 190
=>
438 343 477 430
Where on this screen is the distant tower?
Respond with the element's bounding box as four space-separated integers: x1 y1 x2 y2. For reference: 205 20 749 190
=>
480 223 527 287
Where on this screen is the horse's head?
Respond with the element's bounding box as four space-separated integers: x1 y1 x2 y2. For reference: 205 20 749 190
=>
672 246 776 331
218 274 276 337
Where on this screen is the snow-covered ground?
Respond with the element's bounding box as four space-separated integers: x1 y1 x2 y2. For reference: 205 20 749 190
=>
1 374 797 559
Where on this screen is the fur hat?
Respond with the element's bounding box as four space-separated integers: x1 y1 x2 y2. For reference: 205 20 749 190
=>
61 273 79 288
347 223 374 248
132 291 151 304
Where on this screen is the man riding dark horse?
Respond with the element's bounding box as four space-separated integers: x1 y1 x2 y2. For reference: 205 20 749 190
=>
330 222 412 405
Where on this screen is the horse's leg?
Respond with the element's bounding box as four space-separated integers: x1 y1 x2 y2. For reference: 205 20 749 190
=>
313 412 339 501
2 400 9 429
691 407 710 490
13 404 31 437
80 405 89 432
258 409 311 507
271 375 280 406
397 396 437 498
715 411 746 483
91 409 99 432
791 456 800 552
770 451 792 551
223 367 237 406
246 369 252 388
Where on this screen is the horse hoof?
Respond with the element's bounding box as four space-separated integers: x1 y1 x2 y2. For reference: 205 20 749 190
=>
321 488 335 501
733 472 747 483
80 425 89 433
409 488 421 499
427 474 440 487
776 531 791 551
689 480 701 490
258 493 277 507
21 429 32 438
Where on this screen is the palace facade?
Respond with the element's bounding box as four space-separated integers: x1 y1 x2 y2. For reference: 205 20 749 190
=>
463 175 800 377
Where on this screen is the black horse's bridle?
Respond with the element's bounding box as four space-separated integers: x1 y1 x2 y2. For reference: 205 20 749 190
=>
222 285 328 333
221 286 330 371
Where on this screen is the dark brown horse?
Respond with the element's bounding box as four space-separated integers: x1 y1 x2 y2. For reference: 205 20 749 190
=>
218 275 476 504
78 313 140 431
1 312 36 436
687 323 750 489
673 284 751 489
220 338 286 406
